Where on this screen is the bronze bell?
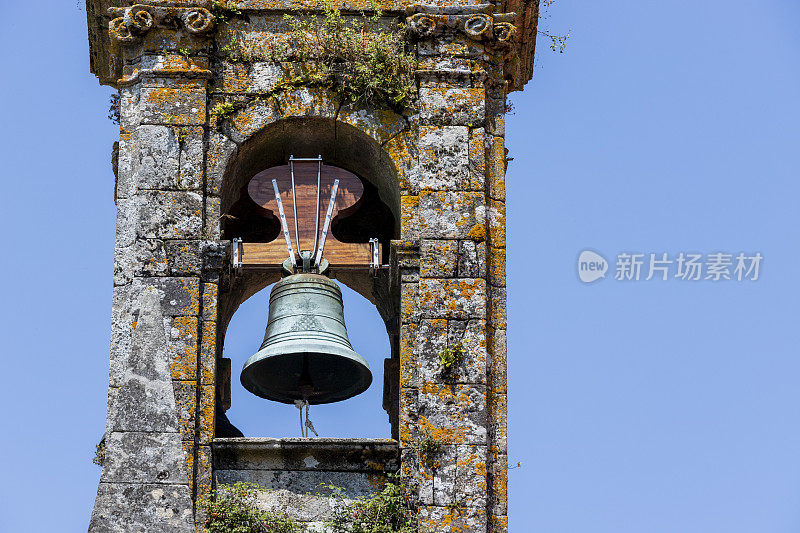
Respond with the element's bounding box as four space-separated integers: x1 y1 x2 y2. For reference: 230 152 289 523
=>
240 273 372 404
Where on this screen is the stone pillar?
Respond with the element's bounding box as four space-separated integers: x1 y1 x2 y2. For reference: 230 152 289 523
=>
399 6 516 532
90 5 217 530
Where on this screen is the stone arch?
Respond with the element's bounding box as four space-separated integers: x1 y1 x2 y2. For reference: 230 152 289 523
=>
213 116 406 437
216 115 404 336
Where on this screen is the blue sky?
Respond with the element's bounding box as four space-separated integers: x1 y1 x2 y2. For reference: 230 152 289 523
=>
1 0 799 531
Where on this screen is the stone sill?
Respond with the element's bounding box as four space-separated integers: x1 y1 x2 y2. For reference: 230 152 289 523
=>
212 438 400 473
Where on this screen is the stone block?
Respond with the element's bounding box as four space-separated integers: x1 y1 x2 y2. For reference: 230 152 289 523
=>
418 383 487 445
488 285 506 329
222 98 281 144
141 83 206 126
101 432 189 485
491 514 508 533
119 85 142 132
485 97 506 137
399 322 419 389
418 504 486 533
468 127 487 191
418 278 486 320
167 315 198 382
113 239 201 285
415 318 447 385
488 135 506 201
90 482 194 532
110 377 181 434
219 61 284 93
400 282 419 323
488 327 507 393
398 387 419 447
173 380 197 441
201 283 218 322
199 384 215 443
487 199 506 248
132 125 179 191
109 288 184 433
453 444 489 508
489 453 508 516
178 127 205 190
417 34 486 58
458 239 487 278
418 126 469 191
419 191 485 240
200 320 217 385
135 191 203 240
206 132 237 197
420 239 458 278
419 88 485 127
115 136 135 200
488 245 505 287
164 240 203 276
139 277 201 317
204 196 222 239
446 319 487 385
400 195 419 241
114 198 138 248
418 445 457 505
487 391 507 454
196 445 213 501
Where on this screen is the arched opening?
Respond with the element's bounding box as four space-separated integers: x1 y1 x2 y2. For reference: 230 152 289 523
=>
222 281 391 438
214 116 402 439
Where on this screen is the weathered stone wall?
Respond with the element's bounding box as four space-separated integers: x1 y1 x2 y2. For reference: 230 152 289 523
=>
88 0 530 530
213 438 400 529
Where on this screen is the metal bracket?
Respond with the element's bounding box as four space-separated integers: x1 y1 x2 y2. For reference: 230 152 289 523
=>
369 238 380 276
232 238 243 272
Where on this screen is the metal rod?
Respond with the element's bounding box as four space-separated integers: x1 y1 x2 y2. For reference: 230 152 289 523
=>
289 156 300 251
315 179 339 266
272 179 297 267
312 156 322 258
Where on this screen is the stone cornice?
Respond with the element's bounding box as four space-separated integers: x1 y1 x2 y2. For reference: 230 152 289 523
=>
406 9 517 46
86 0 540 90
108 4 215 43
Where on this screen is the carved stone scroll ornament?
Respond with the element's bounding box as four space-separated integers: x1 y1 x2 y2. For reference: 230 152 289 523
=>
108 5 214 43
406 11 517 45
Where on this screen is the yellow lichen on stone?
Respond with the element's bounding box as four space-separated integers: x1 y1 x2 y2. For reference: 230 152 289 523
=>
467 223 486 243
170 315 198 381
488 246 505 287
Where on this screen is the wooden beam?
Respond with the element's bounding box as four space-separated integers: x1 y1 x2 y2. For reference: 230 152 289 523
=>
240 241 380 269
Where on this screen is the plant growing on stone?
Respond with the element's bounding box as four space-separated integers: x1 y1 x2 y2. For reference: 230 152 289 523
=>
199 482 308 533
280 0 416 111
415 430 443 469
538 0 570 53
327 480 418 533
212 101 237 122
93 436 106 466
108 93 120 125
438 342 465 374
212 0 242 23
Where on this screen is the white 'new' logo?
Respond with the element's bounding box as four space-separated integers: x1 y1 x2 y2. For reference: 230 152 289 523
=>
578 250 608 283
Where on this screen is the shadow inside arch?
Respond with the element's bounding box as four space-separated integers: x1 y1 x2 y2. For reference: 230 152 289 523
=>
220 116 402 227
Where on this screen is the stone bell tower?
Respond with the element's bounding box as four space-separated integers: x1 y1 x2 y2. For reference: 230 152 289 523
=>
86 0 539 530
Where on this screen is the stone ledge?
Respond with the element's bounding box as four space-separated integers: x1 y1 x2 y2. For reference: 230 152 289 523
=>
212 437 401 472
